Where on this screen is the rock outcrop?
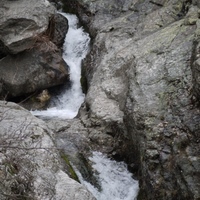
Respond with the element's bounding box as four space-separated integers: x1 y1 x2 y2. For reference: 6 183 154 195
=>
0 0 55 54
51 13 69 48
46 118 101 189
0 0 69 103
0 0 199 199
62 0 200 199
0 43 69 98
0 101 96 200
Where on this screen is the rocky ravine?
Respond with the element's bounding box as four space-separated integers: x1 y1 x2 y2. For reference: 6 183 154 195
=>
0 0 200 200
61 0 200 199
0 0 96 199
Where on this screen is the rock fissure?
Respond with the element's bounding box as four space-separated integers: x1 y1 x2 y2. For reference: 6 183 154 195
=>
0 0 200 199
69 0 200 199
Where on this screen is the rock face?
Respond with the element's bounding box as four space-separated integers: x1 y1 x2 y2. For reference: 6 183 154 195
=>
63 0 200 199
192 41 200 102
1 0 199 199
0 0 70 104
0 43 69 98
0 0 55 54
0 101 96 200
46 118 101 188
51 13 69 48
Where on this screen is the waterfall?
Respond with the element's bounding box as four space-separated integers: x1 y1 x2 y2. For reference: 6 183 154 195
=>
32 13 139 200
76 152 139 200
32 13 90 119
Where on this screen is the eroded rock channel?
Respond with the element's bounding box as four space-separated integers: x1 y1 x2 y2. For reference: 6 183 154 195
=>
0 0 200 200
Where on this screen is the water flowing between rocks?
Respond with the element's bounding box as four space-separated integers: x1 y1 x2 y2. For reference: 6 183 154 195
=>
32 13 139 200
32 13 90 119
76 151 139 200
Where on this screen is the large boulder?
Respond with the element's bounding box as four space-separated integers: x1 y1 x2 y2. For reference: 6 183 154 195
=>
0 101 96 200
63 0 200 199
46 118 102 189
0 43 69 98
50 13 69 48
0 0 70 104
0 0 55 54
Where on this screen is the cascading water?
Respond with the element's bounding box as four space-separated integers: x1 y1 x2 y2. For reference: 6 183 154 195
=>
32 13 90 119
32 12 139 199
76 152 139 200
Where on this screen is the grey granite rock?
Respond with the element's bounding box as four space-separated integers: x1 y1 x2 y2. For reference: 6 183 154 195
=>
0 101 96 200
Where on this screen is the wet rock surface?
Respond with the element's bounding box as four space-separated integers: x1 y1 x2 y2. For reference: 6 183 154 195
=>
46 118 102 189
0 0 199 199
50 13 69 48
62 0 200 199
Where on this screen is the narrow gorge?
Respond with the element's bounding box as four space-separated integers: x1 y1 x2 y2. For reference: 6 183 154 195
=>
0 0 200 200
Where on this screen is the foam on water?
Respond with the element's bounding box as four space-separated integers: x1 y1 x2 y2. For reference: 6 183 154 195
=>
32 13 139 200
76 151 139 200
32 13 90 119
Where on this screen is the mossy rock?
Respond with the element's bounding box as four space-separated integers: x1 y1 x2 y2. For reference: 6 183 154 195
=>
61 153 80 183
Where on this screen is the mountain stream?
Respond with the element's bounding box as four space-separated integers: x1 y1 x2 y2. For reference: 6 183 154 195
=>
32 13 139 200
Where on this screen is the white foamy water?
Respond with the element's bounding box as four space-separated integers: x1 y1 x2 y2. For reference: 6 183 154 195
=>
77 152 139 200
32 13 139 200
32 13 90 119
